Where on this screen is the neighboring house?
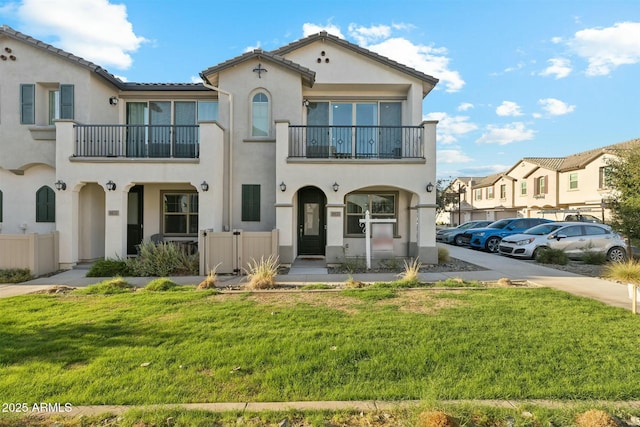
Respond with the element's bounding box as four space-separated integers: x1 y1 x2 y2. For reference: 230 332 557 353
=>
445 139 639 224
0 26 440 269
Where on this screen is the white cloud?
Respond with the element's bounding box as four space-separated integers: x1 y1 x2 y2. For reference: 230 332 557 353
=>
424 112 478 144
539 57 572 79
302 22 345 38
13 0 146 70
567 21 640 76
459 164 512 176
438 149 473 164
458 103 474 112
476 122 535 145
366 37 465 92
538 98 576 116
496 101 523 117
347 23 391 45
244 42 261 52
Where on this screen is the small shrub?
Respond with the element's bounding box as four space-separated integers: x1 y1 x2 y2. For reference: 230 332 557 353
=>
86 259 132 277
575 409 619 427
245 255 279 290
496 277 513 287
0 268 33 283
198 264 221 290
75 277 135 295
438 246 450 263
581 249 608 265
604 259 640 284
536 248 568 265
145 277 179 291
127 241 198 277
397 257 422 286
417 411 459 427
341 257 365 274
344 275 366 289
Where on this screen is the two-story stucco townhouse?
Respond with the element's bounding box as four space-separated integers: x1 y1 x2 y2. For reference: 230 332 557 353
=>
445 139 639 225
0 26 440 271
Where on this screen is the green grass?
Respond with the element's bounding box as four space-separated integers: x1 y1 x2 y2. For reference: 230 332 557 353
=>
1 288 640 407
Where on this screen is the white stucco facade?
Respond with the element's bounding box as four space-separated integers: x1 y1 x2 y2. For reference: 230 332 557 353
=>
1 26 440 269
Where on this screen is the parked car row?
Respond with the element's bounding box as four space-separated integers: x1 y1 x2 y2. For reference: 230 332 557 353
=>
438 218 628 262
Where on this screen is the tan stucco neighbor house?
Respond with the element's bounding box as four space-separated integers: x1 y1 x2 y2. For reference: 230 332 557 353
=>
0 26 440 270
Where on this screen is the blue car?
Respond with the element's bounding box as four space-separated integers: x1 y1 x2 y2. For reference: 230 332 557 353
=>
462 217 553 253
436 220 493 245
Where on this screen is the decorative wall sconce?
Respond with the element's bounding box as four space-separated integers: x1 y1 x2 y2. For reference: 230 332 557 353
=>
332 182 340 192
279 181 287 192
106 180 117 191
426 182 434 192
302 99 310 107
200 181 209 192
109 96 118 106
54 180 67 191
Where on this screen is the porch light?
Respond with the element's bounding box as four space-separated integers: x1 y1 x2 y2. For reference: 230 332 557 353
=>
201 181 209 192
332 182 339 192
54 180 66 191
109 96 118 106
426 182 434 193
279 181 287 192
302 99 310 107
106 180 116 191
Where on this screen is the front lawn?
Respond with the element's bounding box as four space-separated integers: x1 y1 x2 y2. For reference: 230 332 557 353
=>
1 287 639 406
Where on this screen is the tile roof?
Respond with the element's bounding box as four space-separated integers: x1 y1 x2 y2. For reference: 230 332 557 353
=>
271 31 439 94
200 48 316 88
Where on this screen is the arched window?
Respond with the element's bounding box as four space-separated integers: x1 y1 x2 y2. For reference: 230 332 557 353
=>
251 92 269 137
36 186 55 222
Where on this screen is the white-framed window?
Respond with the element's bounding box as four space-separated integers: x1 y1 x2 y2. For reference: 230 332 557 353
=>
569 173 578 190
520 181 527 196
475 188 483 201
599 166 612 189
487 187 494 199
346 193 397 235
251 92 270 137
534 176 547 196
162 192 198 236
500 184 507 199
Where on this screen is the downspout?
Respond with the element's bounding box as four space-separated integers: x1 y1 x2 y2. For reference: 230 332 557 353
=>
202 81 233 231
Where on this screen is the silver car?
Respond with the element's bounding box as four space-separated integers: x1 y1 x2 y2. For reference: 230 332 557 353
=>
498 222 627 262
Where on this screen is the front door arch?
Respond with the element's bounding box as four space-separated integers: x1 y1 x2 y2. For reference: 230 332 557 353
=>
297 186 326 256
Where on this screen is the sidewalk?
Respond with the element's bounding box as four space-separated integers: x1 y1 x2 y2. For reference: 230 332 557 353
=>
1 244 635 312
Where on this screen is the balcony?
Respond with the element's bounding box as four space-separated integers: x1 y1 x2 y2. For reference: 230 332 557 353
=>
74 125 199 158
288 125 423 159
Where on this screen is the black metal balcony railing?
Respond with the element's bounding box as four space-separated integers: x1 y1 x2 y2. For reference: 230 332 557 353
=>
74 125 199 158
289 125 423 159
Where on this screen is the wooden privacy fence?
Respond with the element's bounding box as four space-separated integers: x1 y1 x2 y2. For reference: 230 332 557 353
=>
0 232 59 276
199 229 279 275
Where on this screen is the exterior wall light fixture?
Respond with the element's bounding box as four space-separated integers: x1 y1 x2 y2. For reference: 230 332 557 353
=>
279 181 287 192
302 99 310 107
426 182 434 192
201 181 209 192
109 96 118 106
54 180 66 191
106 180 117 191
332 182 339 192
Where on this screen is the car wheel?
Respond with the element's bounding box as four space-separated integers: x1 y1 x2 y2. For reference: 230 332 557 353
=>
485 236 501 253
454 235 465 246
607 246 627 263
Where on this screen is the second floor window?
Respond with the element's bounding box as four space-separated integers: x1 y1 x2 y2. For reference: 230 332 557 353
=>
475 189 483 201
251 92 269 137
599 166 612 189
569 173 579 190
534 176 547 196
500 184 507 199
520 181 527 196
21 84 74 125
487 187 494 199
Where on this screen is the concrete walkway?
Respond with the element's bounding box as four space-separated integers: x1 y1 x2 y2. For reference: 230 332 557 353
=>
0 243 635 312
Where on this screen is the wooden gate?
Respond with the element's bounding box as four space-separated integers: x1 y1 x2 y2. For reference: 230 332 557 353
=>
199 229 279 275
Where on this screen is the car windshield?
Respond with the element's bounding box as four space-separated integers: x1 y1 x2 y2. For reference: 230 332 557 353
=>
524 224 564 236
487 219 510 229
459 222 479 230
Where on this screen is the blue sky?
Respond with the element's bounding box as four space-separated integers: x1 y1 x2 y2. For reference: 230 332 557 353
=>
2 0 639 180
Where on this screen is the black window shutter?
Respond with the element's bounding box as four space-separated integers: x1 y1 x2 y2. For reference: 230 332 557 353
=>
60 84 74 119
242 185 260 222
20 84 35 124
